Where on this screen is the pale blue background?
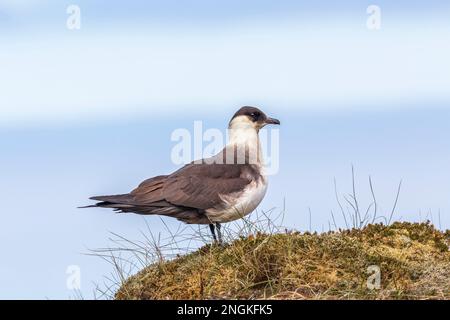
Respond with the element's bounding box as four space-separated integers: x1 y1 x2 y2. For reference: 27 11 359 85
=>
0 1 449 299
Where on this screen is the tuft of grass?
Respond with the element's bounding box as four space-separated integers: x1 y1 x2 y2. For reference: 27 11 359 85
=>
115 221 449 300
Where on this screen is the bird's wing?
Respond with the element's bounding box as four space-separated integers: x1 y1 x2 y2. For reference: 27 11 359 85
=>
129 175 168 204
90 175 169 206
131 163 256 210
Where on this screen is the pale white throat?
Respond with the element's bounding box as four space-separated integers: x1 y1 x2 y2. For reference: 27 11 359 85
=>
226 115 265 166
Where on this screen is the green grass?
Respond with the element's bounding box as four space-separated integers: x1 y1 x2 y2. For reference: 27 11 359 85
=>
115 222 449 300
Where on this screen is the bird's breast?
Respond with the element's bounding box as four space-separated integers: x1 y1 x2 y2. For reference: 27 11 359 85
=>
206 178 268 223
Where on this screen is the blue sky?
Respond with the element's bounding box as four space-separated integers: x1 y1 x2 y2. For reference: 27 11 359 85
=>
1 0 450 127
0 1 449 299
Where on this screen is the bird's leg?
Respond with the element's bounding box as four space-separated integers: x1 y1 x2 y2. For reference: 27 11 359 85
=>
216 223 223 244
209 224 217 242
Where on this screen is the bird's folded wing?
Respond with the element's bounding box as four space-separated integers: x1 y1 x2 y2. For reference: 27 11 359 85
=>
130 175 167 204
131 164 253 210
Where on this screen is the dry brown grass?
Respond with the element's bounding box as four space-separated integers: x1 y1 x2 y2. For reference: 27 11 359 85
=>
115 222 449 300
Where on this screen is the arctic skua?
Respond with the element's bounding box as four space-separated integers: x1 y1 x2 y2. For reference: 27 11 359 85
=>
82 106 280 243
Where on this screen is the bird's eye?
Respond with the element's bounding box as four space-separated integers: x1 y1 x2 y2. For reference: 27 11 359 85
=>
250 112 260 121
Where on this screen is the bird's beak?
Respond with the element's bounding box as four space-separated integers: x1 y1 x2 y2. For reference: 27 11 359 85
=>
265 117 280 125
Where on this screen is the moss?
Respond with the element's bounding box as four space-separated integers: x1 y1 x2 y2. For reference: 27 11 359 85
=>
115 222 449 300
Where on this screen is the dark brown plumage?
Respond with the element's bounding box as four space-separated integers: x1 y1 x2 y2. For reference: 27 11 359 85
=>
89 163 259 224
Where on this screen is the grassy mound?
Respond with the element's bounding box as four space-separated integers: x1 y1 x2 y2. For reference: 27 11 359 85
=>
115 222 449 300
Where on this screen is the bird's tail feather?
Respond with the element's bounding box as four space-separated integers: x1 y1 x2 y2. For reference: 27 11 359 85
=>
78 193 135 209
79 194 187 218
89 194 133 204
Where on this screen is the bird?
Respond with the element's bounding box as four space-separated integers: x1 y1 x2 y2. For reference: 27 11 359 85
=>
82 106 280 243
